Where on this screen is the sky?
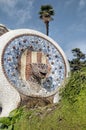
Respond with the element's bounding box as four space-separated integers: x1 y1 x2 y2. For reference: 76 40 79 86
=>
0 0 86 59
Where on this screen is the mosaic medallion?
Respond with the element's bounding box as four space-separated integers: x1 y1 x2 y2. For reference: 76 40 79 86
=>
1 30 70 97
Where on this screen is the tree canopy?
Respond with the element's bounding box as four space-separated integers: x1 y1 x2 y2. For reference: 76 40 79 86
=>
69 48 86 71
38 5 55 36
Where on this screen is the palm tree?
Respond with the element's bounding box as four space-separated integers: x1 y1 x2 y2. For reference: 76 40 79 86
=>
39 5 55 36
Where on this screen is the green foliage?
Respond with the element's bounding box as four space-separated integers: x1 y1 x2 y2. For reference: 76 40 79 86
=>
69 48 86 71
72 48 85 60
39 5 55 18
61 69 86 104
0 107 23 130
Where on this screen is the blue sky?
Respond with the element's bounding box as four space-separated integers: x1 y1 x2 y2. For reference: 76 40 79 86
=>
0 0 86 59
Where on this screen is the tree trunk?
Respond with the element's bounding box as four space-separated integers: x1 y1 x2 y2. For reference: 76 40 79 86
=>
45 21 49 36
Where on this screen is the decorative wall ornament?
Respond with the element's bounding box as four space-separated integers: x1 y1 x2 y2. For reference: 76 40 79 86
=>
0 24 9 36
0 29 70 117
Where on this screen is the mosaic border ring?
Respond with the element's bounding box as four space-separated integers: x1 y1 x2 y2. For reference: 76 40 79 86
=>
0 29 70 98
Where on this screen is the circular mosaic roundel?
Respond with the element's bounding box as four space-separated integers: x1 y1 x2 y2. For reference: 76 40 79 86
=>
2 29 70 97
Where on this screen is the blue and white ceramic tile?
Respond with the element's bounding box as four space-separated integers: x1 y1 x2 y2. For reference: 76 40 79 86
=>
3 35 66 93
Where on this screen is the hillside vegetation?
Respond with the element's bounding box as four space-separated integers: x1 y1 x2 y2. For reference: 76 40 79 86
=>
0 68 86 130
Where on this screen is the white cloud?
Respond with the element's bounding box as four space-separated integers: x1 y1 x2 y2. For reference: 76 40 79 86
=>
67 23 86 33
0 0 34 26
78 0 86 10
79 0 85 7
16 8 32 26
64 0 74 7
0 0 17 8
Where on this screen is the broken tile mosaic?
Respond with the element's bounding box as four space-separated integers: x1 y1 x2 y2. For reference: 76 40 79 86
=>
3 35 66 94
